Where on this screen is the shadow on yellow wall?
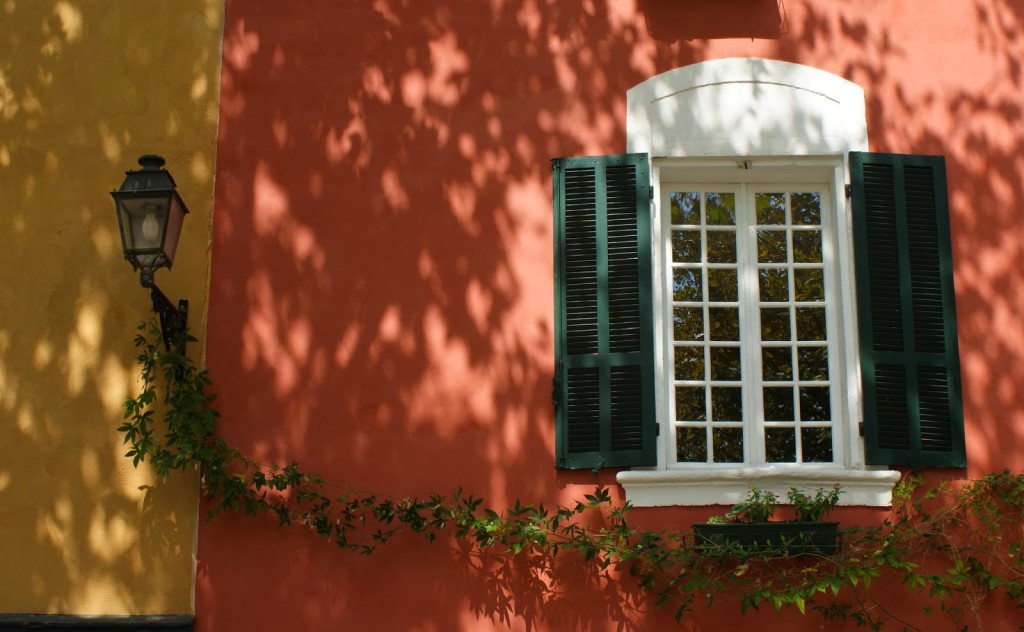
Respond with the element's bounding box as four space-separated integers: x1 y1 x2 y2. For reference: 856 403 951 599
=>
0 0 222 615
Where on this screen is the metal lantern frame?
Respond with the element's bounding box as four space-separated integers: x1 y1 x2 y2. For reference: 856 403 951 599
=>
111 155 190 355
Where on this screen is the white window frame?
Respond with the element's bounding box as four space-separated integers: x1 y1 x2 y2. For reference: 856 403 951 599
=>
662 178 840 467
617 58 900 507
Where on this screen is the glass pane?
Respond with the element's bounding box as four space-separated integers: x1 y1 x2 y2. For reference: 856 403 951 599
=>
672 230 702 263
798 346 829 381
674 346 704 380
676 427 707 462
793 230 822 263
712 428 744 462
799 386 831 421
796 307 827 341
675 387 706 421
792 192 821 225
794 268 825 302
706 231 736 263
757 230 787 263
763 387 794 421
673 307 704 341
760 308 791 341
706 192 736 225
673 268 702 301
711 386 742 421
756 192 786 225
762 347 793 380
801 427 833 462
759 268 789 302
765 428 796 462
710 347 741 381
671 192 701 225
709 307 739 341
708 269 738 302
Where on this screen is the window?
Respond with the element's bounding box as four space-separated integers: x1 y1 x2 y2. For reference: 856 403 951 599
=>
551 60 965 506
666 184 837 466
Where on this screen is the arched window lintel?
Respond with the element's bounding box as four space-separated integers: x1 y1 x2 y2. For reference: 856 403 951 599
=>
626 58 868 157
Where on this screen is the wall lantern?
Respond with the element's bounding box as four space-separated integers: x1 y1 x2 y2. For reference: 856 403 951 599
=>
111 154 190 354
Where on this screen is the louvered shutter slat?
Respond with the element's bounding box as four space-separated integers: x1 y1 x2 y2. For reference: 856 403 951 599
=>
553 153 656 469
850 152 966 467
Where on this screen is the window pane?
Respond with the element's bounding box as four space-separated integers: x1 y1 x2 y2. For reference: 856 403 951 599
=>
708 268 738 302
791 192 821 225
673 269 702 301
712 386 742 421
674 346 704 380
762 347 793 380
712 428 744 462
765 428 796 462
706 193 736 225
794 268 825 302
673 307 704 341
710 346 741 381
798 346 829 380
799 387 831 421
757 230 787 263
760 307 791 341
759 268 789 302
662 185 833 467
801 427 833 462
793 230 822 263
675 387 706 421
707 231 736 263
709 307 739 340
755 192 786 225
796 307 827 341
671 192 701 225
763 387 794 421
672 230 702 263
676 427 707 462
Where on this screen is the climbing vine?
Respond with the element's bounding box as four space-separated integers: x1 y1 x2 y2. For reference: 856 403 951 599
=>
121 321 1024 629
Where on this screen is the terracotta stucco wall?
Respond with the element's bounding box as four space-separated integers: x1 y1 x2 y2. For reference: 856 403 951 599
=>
199 0 1024 629
0 1 222 615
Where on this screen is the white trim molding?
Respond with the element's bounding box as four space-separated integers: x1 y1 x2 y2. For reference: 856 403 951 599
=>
617 467 902 507
627 58 868 158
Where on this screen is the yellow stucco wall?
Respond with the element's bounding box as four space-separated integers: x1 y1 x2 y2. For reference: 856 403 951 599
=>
0 1 222 614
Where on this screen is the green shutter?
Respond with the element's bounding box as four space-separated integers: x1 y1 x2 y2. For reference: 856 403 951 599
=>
850 152 966 467
552 153 656 470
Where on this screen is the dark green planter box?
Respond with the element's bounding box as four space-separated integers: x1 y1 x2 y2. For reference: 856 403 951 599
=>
693 521 839 555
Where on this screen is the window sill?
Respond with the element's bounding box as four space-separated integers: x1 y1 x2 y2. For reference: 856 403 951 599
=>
616 467 901 507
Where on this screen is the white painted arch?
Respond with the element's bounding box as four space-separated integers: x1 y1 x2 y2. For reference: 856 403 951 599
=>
626 58 868 158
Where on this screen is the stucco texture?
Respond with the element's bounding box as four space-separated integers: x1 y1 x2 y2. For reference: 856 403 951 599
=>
0 0 221 615
195 0 1024 629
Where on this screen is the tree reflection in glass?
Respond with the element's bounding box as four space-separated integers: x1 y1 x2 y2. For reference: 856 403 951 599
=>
801 427 833 462
668 187 833 465
713 428 744 462
676 427 706 462
674 346 704 380
673 268 702 301
756 192 786 225
671 191 701 225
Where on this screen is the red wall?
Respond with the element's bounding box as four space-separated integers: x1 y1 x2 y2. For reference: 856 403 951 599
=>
199 0 1024 629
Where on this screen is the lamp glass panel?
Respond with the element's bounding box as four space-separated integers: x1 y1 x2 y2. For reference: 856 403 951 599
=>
116 193 175 271
118 195 169 252
161 194 186 266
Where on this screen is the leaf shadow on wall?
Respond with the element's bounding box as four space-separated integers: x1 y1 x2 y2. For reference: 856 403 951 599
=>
196 0 1024 630
0 0 220 616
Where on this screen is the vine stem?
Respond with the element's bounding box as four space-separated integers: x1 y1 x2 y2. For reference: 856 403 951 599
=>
119 320 1024 629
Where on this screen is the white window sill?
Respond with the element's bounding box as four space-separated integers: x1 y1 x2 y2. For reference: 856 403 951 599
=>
616 467 902 507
